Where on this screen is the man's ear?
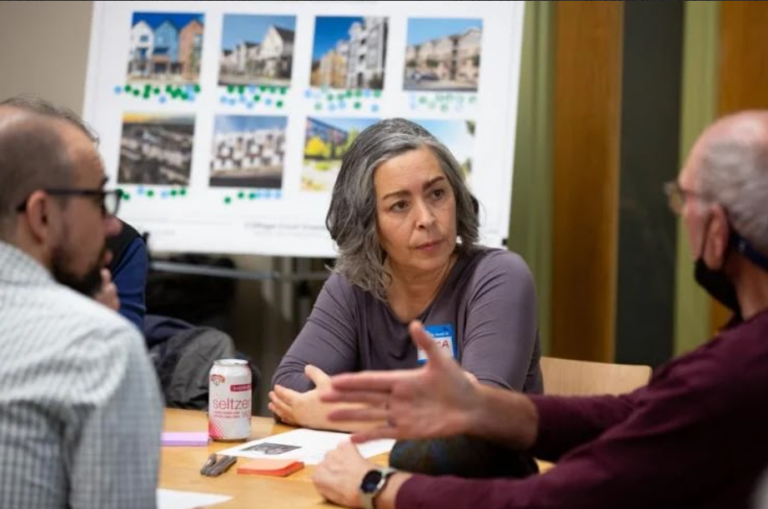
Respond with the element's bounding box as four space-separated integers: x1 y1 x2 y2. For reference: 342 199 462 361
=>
704 203 730 269
22 190 54 244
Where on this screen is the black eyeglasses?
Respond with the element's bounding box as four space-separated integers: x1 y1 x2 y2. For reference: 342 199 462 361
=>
16 188 123 217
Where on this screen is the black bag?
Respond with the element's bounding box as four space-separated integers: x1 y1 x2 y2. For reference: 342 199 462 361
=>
389 434 539 479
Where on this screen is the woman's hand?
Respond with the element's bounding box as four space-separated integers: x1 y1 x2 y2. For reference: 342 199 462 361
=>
270 364 334 429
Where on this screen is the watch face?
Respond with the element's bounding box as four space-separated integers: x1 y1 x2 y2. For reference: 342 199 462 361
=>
361 470 384 494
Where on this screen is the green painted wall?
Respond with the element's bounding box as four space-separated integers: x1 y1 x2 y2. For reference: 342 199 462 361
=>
509 1 555 354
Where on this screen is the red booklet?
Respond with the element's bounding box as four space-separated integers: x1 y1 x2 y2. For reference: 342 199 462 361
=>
237 459 305 477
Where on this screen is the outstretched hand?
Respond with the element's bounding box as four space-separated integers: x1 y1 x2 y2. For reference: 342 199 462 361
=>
321 320 480 443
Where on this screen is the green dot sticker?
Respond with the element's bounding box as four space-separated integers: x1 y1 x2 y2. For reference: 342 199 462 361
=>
354 102 361 109
237 191 245 199
170 189 178 197
249 192 257 199
224 196 232 204
276 100 283 108
180 188 187 196
147 190 155 198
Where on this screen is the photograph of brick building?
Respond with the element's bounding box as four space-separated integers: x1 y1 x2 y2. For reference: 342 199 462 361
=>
219 15 295 87
310 17 388 91
404 18 482 92
118 113 195 186
127 12 204 85
210 115 287 189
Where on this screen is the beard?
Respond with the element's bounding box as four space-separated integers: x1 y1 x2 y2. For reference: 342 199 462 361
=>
51 244 105 297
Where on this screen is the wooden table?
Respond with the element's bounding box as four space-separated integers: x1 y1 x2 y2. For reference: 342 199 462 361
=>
161 409 387 509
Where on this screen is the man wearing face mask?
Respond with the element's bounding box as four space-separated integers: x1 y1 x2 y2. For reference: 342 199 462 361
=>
0 104 162 508
310 111 768 509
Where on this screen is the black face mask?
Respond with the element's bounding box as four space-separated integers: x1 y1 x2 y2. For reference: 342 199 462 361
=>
694 226 768 318
694 257 740 313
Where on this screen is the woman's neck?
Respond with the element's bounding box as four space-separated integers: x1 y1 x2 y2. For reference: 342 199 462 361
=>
386 253 457 323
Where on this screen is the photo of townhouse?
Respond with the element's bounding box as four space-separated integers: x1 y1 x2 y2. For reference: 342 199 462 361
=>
310 17 388 91
219 15 296 87
414 119 475 177
302 116 379 191
404 18 483 92
118 113 195 186
127 12 205 85
210 115 287 189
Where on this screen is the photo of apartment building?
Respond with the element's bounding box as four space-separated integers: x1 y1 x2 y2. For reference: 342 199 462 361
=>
219 15 295 87
118 113 195 186
210 115 287 189
310 17 388 91
127 12 204 84
404 18 482 92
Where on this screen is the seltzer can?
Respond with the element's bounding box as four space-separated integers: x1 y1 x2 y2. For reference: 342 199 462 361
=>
208 359 252 441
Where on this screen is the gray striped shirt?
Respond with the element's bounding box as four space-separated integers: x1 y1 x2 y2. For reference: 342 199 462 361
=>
0 241 163 509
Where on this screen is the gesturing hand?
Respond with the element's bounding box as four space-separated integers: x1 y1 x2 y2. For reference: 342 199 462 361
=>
321 320 481 443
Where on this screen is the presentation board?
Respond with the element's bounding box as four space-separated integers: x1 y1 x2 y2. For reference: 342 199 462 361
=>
83 1 524 257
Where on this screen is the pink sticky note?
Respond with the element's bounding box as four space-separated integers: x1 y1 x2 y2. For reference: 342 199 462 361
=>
162 432 209 447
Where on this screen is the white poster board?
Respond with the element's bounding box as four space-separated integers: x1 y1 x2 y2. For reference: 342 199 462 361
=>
83 1 524 257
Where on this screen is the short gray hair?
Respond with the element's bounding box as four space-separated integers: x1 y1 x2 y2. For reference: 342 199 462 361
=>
698 122 768 255
0 106 75 238
326 118 479 299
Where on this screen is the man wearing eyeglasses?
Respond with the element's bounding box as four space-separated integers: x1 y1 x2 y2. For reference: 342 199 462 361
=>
311 111 768 508
0 104 162 508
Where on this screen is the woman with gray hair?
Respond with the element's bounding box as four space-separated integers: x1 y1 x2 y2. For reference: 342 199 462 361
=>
270 118 542 438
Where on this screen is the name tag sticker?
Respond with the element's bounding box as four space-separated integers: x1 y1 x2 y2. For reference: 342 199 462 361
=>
418 324 457 363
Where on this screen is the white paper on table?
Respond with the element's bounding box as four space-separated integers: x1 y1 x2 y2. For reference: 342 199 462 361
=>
217 429 395 465
157 489 231 509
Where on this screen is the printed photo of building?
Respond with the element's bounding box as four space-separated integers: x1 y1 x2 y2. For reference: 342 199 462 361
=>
404 18 482 92
310 17 388 91
302 116 379 192
119 113 195 186
219 15 295 87
210 115 287 189
127 12 204 85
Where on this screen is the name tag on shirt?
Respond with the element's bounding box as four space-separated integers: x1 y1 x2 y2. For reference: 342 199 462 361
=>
417 324 457 363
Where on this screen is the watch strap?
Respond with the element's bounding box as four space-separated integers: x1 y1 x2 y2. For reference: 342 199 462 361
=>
360 467 397 509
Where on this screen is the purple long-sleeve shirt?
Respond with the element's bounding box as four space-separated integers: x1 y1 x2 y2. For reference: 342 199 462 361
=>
398 308 768 509
273 248 543 393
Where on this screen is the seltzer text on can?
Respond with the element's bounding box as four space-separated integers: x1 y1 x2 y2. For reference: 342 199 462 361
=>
209 359 252 441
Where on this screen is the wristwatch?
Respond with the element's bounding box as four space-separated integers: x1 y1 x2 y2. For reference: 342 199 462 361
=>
359 466 397 509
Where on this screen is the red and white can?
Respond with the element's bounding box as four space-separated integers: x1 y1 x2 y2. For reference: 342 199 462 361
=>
208 359 252 441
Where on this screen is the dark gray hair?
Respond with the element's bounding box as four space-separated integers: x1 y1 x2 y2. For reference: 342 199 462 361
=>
698 119 768 255
0 105 75 238
326 118 479 299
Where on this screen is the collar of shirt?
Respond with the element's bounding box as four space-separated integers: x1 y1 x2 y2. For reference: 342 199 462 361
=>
0 241 54 287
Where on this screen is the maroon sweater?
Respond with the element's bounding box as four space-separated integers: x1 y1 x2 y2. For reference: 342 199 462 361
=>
398 308 768 509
